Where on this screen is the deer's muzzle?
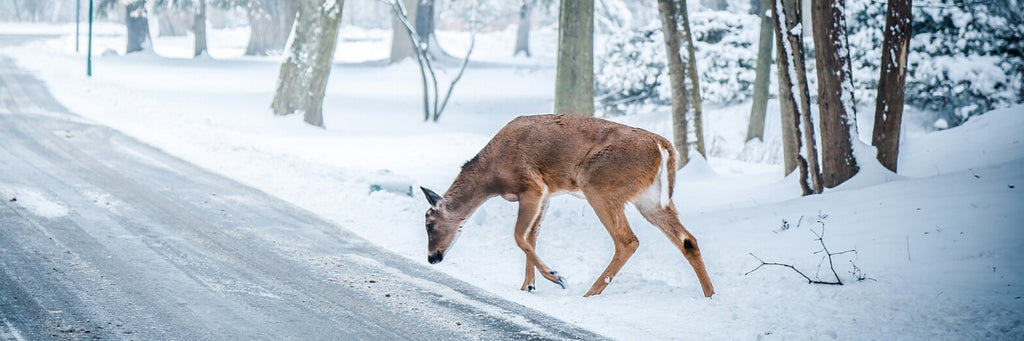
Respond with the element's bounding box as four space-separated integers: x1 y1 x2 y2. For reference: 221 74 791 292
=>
427 251 444 264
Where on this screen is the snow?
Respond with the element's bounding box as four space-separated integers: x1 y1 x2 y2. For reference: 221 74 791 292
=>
0 185 69 219
2 21 1023 340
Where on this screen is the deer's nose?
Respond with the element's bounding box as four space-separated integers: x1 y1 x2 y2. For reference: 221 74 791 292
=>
427 251 444 264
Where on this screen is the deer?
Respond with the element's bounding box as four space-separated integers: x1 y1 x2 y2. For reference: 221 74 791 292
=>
419 114 715 298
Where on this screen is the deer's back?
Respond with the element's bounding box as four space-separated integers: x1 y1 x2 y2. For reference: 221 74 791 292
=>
479 114 671 195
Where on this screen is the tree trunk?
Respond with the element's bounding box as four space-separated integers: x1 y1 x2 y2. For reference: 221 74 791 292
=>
812 0 859 188
125 0 151 54
872 0 912 172
746 0 772 142
245 0 296 56
657 0 690 168
193 0 207 57
414 0 433 44
413 0 450 59
514 0 532 57
789 2 824 194
553 0 594 116
678 0 705 158
157 11 189 37
770 0 798 177
390 0 419 62
270 0 344 127
771 0 821 195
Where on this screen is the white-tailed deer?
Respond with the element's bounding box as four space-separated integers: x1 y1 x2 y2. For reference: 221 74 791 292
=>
420 114 715 297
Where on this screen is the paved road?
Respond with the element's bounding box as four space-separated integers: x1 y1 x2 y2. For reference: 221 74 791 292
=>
0 38 603 340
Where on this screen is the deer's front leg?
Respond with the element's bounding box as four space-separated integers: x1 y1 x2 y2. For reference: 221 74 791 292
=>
514 190 563 290
520 198 550 291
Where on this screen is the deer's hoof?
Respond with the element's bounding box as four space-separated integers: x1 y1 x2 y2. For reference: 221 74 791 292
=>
549 271 566 289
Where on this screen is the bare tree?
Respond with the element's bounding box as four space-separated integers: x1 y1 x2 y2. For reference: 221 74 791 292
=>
677 0 705 159
657 0 693 168
771 0 822 195
659 0 708 167
812 0 859 188
412 0 451 59
745 0 772 143
514 0 532 57
245 0 298 56
553 0 594 116
156 10 190 37
193 0 207 57
872 0 912 172
270 0 345 127
125 0 152 54
151 0 207 57
389 0 418 62
387 0 475 122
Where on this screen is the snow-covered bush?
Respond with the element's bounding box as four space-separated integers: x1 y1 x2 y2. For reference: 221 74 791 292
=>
595 10 759 115
847 0 1024 127
598 2 1022 127
689 10 759 104
595 26 670 115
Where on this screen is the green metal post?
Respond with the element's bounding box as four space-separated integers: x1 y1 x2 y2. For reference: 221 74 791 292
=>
87 0 93 77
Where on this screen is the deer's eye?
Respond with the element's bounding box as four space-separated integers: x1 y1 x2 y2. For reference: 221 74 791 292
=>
426 222 436 232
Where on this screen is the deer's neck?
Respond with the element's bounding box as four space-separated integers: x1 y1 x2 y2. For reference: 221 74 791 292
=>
443 160 497 221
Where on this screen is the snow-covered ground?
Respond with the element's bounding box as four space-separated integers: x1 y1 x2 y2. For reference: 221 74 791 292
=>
2 22 1022 340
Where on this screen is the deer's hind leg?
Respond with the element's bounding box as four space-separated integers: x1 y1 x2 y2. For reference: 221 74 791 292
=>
583 196 639 297
514 186 564 290
634 200 715 297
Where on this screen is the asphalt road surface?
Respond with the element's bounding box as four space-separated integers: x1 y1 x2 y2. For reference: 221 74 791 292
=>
0 36 604 340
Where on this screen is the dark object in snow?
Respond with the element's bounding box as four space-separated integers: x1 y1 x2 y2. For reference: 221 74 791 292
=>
8 197 15 202
1010 185 1015 189
369 170 413 197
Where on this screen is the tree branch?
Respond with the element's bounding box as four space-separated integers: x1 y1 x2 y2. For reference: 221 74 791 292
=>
746 220 863 286
435 5 476 121
388 0 432 121
386 0 475 122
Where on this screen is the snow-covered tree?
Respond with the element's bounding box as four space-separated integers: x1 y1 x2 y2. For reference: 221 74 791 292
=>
241 0 298 56
596 10 759 114
153 0 210 56
847 0 1023 128
658 0 691 167
125 0 153 54
871 0 912 172
813 0 859 188
772 0 822 195
270 0 344 127
678 0 706 160
389 0 417 62
194 0 207 56
745 0 772 143
657 0 706 167
514 0 533 57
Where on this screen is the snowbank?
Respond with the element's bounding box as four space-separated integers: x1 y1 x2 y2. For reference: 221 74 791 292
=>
2 23 1021 340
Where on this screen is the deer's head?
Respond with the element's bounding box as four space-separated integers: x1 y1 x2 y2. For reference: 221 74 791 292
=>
420 187 461 264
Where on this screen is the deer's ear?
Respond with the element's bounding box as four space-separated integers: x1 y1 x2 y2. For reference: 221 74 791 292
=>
421 187 443 207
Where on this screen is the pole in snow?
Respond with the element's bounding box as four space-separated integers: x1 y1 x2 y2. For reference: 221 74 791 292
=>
87 0 93 77
75 0 81 52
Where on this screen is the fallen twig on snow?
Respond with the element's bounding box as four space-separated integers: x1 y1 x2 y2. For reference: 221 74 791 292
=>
746 217 864 285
